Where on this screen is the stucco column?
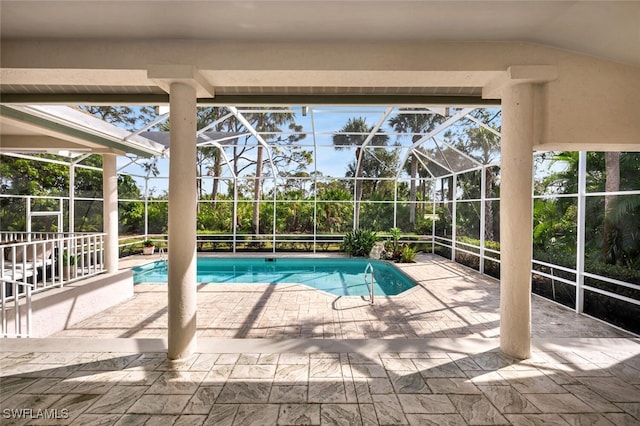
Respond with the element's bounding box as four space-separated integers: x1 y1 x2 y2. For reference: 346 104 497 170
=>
499 83 534 359
102 153 118 274
167 82 198 360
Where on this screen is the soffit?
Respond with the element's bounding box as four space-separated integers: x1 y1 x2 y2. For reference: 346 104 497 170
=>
1 1 638 67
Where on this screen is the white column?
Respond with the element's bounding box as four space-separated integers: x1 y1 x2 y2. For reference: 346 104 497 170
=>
102 153 118 274
167 82 198 360
499 83 534 359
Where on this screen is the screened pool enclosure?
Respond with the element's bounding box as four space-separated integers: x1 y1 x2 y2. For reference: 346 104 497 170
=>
1 104 638 334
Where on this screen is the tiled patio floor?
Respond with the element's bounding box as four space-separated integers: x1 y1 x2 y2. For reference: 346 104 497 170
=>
1 254 639 425
54 254 630 340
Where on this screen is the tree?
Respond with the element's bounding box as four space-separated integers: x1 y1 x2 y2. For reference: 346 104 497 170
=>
603 152 620 263
80 106 155 131
0 153 143 233
161 107 310 234
195 107 236 207
389 109 445 227
537 151 640 270
315 180 353 234
332 117 389 228
454 110 501 241
239 109 307 235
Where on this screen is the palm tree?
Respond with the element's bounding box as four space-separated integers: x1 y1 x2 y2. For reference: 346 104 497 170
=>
463 125 500 241
539 151 640 268
389 109 445 228
196 107 236 207
332 117 388 228
603 152 620 262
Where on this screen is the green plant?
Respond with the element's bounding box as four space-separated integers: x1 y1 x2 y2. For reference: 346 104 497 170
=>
62 250 80 265
389 227 401 249
341 229 378 257
142 240 154 247
384 227 415 262
400 245 417 263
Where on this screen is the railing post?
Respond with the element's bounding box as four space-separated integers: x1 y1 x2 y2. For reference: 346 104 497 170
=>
13 282 19 336
26 284 32 337
25 197 31 237
1 272 6 336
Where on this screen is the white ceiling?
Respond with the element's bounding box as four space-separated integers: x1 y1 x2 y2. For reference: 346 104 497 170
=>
1 0 639 66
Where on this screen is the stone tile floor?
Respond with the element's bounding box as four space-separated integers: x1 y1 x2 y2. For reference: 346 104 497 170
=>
55 254 630 340
1 339 639 425
1 254 639 425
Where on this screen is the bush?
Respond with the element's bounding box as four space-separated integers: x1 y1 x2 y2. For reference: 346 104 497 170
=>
400 245 417 263
586 261 640 285
383 227 402 261
341 229 378 257
457 235 500 251
381 228 418 263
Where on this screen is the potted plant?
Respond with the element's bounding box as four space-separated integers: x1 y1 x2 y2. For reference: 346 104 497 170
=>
142 240 155 255
62 250 80 279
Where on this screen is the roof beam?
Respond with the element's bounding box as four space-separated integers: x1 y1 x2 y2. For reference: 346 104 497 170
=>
0 93 499 107
0 135 98 152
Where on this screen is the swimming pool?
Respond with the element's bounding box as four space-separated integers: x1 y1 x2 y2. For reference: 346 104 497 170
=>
133 257 416 297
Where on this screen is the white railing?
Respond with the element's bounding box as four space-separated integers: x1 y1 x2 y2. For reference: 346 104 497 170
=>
1 279 33 338
1 232 106 337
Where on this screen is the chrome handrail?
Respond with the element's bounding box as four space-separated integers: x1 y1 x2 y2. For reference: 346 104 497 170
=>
364 262 375 305
159 247 167 269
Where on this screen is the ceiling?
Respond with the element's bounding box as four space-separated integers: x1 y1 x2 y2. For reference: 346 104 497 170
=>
0 1 637 157
1 1 639 66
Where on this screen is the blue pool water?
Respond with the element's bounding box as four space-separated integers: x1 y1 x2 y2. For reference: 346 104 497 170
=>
133 257 416 296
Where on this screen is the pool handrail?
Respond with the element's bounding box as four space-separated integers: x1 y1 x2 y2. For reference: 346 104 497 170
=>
364 262 375 305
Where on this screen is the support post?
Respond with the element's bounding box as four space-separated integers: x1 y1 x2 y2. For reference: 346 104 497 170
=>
102 153 118 274
167 82 198 360
144 176 149 238
393 180 398 229
575 151 587 313
432 181 436 253
233 183 238 253
479 165 487 274
499 83 534 359
451 173 457 262
69 164 75 234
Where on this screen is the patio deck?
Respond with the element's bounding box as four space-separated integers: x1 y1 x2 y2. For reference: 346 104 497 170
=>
1 254 638 425
55 253 629 340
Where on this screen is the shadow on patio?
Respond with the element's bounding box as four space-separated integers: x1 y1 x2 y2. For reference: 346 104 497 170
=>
1 343 639 425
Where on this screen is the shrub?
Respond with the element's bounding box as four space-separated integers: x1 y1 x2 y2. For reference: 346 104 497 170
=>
341 229 378 257
400 245 417 263
383 227 402 261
